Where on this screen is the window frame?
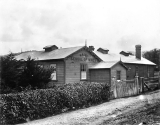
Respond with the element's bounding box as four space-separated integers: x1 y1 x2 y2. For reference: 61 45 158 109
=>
116 70 121 80
80 63 87 81
50 64 57 81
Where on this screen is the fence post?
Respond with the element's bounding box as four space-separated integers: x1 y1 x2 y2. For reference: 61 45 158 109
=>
158 71 160 89
112 76 117 98
140 77 144 93
139 77 142 93
135 76 139 94
141 77 144 93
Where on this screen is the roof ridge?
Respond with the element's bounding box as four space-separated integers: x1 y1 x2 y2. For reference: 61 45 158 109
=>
59 46 84 49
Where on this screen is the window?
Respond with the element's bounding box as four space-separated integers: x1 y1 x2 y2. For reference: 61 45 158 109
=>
50 64 57 80
80 64 87 80
135 66 139 76
116 71 121 80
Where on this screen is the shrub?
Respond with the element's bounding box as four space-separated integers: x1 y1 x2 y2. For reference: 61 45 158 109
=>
0 82 110 124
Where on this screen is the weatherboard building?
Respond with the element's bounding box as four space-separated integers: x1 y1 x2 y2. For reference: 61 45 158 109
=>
15 45 156 87
16 45 102 87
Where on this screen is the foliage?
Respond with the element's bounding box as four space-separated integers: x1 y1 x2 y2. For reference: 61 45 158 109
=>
18 56 53 89
0 82 110 124
143 48 160 70
0 54 53 94
1 53 22 93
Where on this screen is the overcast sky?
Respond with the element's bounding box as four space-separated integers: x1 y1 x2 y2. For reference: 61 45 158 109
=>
0 0 160 55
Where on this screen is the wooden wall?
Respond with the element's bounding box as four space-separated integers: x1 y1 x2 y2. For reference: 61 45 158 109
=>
148 65 155 77
111 63 127 80
89 69 110 83
38 60 65 87
65 49 99 84
125 63 155 80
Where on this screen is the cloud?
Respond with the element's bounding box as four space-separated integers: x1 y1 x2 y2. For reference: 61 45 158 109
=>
0 0 160 55
1 33 14 42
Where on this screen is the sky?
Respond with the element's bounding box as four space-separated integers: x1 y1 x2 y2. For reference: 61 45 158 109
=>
0 0 160 55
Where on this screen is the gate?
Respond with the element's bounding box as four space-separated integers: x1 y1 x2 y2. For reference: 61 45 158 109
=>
111 76 142 99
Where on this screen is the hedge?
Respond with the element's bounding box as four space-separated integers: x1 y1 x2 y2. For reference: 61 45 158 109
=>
0 82 110 124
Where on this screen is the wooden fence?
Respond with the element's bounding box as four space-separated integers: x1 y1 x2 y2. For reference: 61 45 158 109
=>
111 76 140 99
111 72 160 99
143 73 160 91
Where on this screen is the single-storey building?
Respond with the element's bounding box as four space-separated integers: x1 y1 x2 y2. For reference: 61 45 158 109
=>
15 44 156 87
15 45 102 87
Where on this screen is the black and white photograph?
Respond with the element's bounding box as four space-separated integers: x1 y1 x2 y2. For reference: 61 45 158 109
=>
0 0 160 124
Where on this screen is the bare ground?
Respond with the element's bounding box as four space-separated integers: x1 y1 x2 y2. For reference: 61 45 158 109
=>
19 90 160 125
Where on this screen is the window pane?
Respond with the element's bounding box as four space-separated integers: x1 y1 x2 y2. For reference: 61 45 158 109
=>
81 71 86 79
117 71 121 80
84 65 86 71
81 64 87 80
50 64 56 80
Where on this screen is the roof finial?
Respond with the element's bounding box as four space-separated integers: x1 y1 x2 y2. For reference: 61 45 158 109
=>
85 39 87 46
120 57 121 61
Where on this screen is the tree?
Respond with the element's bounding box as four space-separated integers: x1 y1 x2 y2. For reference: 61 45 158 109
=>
143 48 160 71
1 54 53 93
18 56 53 89
1 53 22 93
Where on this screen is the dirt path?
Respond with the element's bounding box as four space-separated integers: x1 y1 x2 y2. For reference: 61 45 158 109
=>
19 90 160 125
100 100 160 125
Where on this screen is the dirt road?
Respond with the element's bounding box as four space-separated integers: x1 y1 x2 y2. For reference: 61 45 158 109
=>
20 90 160 125
100 99 160 125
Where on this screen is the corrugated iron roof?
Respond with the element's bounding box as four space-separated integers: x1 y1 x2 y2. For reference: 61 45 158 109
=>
100 48 109 51
94 51 156 65
15 46 84 61
89 61 127 69
89 61 118 69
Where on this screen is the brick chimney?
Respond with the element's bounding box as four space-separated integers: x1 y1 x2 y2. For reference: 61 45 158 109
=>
135 45 141 60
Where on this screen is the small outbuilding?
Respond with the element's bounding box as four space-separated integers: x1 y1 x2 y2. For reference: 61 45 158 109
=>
89 61 128 85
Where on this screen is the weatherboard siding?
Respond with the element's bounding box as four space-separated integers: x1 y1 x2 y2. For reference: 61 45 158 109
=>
65 49 99 84
147 65 155 77
38 60 65 86
125 63 155 80
89 69 110 83
111 63 126 80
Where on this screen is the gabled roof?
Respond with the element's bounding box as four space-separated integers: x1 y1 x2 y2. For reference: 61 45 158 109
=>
89 61 128 69
15 46 102 61
94 51 156 66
